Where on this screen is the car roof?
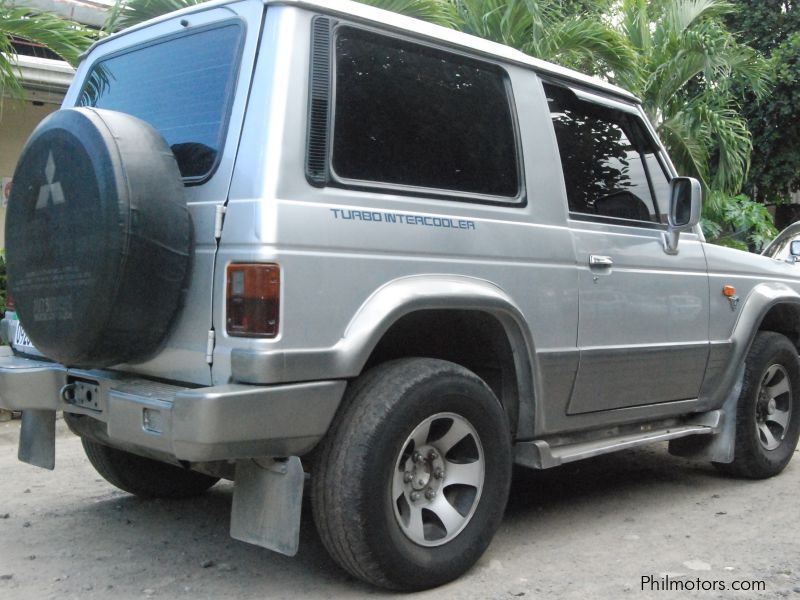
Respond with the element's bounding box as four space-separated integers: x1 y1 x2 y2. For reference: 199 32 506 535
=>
85 0 640 104
276 0 638 102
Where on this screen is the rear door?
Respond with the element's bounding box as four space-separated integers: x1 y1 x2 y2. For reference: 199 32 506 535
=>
61 0 264 384
543 81 710 413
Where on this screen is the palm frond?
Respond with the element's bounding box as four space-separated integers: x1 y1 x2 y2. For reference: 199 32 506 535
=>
661 0 734 37
357 0 456 27
447 0 532 47
529 17 640 84
105 0 207 32
618 0 651 54
445 1 635 83
0 2 93 66
664 92 753 194
0 1 93 102
0 32 23 101
703 102 752 193
659 111 711 186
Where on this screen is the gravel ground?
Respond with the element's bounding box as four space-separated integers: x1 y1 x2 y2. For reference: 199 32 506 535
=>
0 417 799 600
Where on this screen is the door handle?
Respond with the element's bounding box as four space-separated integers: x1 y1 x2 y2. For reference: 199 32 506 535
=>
589 255 614 267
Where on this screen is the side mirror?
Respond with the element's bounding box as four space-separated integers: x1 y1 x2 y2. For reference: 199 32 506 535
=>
664 177 702 254
789 240 800 263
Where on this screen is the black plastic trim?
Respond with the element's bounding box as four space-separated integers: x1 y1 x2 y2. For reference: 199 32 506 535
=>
305 16 333 187
568 211 667 231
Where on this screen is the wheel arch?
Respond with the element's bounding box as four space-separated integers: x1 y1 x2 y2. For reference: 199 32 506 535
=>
702 283 800 408
347 276 536 439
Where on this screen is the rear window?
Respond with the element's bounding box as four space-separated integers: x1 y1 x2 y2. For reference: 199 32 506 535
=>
332 27 519 199
78 23 243 180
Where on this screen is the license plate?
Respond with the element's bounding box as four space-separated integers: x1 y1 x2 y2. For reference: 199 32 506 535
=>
13 323 34 351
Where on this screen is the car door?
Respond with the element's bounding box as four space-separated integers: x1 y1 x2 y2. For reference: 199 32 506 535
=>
543 81 710 413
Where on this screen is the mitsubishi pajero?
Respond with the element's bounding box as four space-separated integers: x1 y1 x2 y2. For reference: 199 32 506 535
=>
1 0 799 590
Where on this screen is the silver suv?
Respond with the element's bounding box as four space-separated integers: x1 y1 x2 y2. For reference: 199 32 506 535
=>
2 0 799 591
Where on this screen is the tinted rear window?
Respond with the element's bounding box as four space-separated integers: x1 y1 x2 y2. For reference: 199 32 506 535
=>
332 27 519 198
78 24 242 180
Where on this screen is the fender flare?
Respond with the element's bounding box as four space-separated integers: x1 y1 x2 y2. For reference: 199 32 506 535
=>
701 282 800 408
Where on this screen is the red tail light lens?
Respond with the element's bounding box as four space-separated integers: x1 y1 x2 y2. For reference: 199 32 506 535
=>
5 288 14 312
226 264 280 337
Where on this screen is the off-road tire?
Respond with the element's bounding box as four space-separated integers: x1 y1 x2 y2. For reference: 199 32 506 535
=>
311 358 512 591
714 331 800 479
82 438 219 499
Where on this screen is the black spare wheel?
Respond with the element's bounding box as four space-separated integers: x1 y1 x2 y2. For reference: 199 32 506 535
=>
6 107 191 368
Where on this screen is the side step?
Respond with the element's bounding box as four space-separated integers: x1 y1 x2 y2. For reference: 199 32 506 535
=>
515 412 721 470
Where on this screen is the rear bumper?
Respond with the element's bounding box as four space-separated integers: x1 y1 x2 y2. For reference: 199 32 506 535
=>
0 349 345 462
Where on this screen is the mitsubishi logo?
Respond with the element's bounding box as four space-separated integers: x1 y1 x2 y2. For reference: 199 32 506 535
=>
35 152 65 210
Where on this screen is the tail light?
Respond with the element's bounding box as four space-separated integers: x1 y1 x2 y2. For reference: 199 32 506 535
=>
5 288 14 312
226 264 280 337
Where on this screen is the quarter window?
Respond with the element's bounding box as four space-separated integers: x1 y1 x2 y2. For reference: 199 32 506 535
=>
78 24 242 180
332 27 519 198
544 83 668 224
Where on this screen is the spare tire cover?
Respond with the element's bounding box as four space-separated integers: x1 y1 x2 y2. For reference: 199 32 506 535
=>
6 107 191 368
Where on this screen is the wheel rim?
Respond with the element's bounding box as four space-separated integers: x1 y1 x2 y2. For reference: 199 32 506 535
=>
755 364 793 451
391 412 485 547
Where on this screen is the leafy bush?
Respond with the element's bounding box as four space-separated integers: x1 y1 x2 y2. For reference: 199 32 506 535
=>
702 191 778 251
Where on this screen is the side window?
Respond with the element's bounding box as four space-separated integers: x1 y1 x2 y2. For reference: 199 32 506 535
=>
78 24 243 181
544 82 668 225
331 26 519 198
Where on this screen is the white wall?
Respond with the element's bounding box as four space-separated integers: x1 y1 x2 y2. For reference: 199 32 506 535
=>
0 100 60 249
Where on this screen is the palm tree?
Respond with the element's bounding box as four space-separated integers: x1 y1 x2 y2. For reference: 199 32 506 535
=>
104 0 456 31
0 1 94 99
616 0 771 195
445 0 638 84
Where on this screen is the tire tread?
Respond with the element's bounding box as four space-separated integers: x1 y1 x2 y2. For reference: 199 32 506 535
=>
82 438 219 499
715 331 800 479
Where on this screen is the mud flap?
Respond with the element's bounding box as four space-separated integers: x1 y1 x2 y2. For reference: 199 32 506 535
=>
18 410 56 470
230 457 304 556
669 374 743 463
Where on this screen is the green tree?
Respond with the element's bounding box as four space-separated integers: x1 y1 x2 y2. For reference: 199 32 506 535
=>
726 2 800 208
725 0 799 51
561 0 616 17
0 0 93 99
616 0 771 195
612 0 777 250
444 0 637 81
